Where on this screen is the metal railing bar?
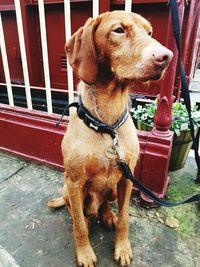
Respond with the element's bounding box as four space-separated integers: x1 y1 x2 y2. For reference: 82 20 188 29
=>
64 0 74 108
125 0 132 12
0 82 78 94
93 0 99 18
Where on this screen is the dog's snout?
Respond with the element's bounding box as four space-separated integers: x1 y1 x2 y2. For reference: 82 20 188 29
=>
152 48 173 66
153 53 169 63
141 43 173 80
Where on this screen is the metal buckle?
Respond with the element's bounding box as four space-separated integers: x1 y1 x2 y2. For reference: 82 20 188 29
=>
113 134 123 160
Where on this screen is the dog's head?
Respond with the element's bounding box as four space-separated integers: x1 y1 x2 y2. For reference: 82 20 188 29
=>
65 10 173 85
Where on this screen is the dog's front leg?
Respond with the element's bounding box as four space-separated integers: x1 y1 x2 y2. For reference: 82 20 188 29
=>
67 180 97 267
114 178 133 266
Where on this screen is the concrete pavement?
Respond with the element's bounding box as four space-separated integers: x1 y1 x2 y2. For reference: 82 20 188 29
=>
0 151 199 267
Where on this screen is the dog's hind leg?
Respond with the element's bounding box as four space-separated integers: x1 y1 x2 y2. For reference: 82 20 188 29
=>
114 178 133 266
47 183 69 209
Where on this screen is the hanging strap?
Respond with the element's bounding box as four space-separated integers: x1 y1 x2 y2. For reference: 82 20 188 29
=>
169 0 200 182
118 160 200 207
55 99 200 207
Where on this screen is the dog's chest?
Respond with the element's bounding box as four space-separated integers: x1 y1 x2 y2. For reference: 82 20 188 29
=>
85 141 133 191
85 156 121 200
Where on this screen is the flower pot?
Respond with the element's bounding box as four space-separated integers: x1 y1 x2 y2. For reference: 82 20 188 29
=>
137 120 198 171
137 120 153 132
169 128 198 171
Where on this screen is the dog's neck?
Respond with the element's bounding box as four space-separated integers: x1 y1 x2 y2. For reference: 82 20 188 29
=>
79 80 130 125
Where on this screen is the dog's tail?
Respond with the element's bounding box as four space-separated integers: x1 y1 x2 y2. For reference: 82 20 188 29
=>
47 197 65 208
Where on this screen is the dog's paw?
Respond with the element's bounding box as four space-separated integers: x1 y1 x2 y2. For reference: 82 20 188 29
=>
101 210 118 228
76 245 97 267
114 239 133 266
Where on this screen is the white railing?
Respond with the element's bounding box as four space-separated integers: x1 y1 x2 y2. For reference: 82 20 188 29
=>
125 0 132 12
64 0 74 107
0 0 132 115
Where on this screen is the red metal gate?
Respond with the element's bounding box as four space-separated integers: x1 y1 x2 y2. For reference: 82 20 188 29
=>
0 0 199 203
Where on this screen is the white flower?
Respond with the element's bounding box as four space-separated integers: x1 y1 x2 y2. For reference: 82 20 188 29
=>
192 111 200 119
141 114 148 121
181 123 188 131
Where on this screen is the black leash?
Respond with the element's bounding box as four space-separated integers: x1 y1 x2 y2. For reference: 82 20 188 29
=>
55 102 79 128
119 0 200 206
56 95 200 207
118 160 200 207
169 0 200 183
55 1 200 206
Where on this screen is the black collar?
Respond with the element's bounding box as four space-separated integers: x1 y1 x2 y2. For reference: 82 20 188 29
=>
55 96 129 139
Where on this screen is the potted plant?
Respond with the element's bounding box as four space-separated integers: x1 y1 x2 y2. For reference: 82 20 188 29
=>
131 101 200 171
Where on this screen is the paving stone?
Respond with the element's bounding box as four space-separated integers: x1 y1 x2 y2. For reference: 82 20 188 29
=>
0 153 27 184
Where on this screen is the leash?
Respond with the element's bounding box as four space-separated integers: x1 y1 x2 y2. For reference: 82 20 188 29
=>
169 0 200 183
56 95 200 207
119 0 200 206
117 160 200 207
55 1 200 206
55 96 129 159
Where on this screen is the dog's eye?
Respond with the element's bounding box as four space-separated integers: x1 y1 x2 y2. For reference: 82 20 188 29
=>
113 27 125 34
148 31 152 36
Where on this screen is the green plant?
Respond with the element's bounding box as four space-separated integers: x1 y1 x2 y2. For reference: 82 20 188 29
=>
131 101 200 136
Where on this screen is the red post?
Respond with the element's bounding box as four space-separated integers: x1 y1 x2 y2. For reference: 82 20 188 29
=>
153 0 185 133
137 0 186 203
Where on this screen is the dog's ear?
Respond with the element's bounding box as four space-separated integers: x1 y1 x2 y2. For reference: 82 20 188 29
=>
65 17 100 85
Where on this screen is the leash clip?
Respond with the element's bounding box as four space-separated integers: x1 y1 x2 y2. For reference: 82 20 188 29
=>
113 134 123 160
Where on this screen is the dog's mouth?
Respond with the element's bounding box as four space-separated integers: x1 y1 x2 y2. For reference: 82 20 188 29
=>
135 70 164 82
137 63 168 82
113 57 170 83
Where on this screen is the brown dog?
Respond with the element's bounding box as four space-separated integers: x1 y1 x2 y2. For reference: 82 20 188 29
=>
48 11 173 267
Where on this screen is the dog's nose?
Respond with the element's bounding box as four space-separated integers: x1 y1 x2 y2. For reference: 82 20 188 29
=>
153 48 173 67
